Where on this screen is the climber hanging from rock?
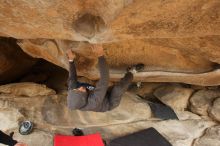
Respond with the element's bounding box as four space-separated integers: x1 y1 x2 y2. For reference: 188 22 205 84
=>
66 44 144 112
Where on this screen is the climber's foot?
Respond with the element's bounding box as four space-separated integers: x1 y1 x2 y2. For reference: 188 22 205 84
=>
72 128 84 136
127 63 145 74
136 82 142 88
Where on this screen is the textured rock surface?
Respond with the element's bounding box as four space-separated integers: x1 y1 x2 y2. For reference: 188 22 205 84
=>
0 0 219 39
13 130 53 146
0 82 56 97
209 98 220 122
154 85 194 110
190 89 220 116
0 1 220 145
0 0 220 85
128 82 165 98
193 126 220 146
0 82 218 146
16 37 220 86
0 109 23 131
0 92 151 127
175 111 202 120
43 93 151 127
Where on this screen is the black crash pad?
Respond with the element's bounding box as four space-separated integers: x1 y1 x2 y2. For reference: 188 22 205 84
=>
108 127 172 146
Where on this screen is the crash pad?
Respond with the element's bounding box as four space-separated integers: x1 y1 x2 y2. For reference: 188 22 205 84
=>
54 133 104 146
108 127 172 146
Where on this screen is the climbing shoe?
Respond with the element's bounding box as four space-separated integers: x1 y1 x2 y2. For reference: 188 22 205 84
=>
127 63 145 74
72 128 84 136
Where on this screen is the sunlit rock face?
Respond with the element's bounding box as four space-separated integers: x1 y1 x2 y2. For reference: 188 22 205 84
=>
0 0 219 40
1 2 220 146
0 0 220 85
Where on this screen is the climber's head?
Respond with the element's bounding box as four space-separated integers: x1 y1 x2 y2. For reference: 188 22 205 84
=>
67 88 88 110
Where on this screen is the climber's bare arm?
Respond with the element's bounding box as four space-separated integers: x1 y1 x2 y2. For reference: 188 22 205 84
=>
66 49 76 62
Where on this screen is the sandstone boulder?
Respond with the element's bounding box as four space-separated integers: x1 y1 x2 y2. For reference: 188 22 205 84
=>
0 82 56 97
16 38 220 86
0 1 219 40
0 1 220 86
193 126 220 146
0 92 151 128
128 82 165 98
209 98 220 122
41 93 151 127
13 130 53 146
0 90 216 146
190 89 220 116
0 109 23 131
154 85 194 110
175 111 201 120
0 1 220 145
